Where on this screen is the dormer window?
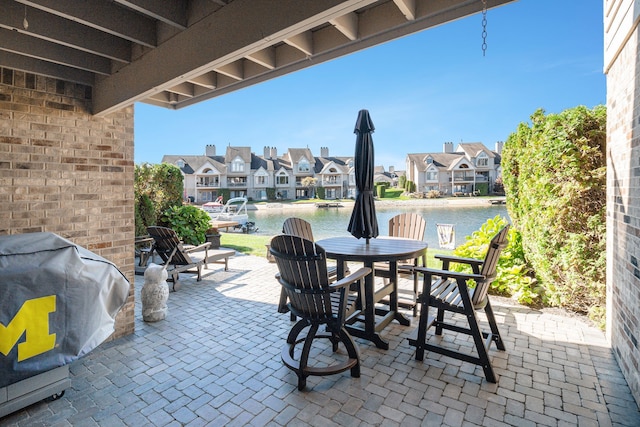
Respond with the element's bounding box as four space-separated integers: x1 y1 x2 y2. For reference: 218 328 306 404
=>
425 156 433 164
298 159 310 173
476 152 488 167
231 158 244 172
176 159 185 168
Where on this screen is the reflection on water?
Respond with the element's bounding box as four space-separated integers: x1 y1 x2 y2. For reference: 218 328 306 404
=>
248 204 509 249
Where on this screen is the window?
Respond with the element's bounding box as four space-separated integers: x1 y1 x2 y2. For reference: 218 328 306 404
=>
276 173 289 185
176 159 184 168
298 159 310 173
255 175 267 186
425 156 433 164
231 158 244 172
477 153 488 167
426 171 438 181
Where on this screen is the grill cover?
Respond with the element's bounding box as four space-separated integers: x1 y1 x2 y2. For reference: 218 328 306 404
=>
0 232 129 388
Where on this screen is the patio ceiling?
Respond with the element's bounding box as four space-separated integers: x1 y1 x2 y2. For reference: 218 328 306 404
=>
0 0 515 116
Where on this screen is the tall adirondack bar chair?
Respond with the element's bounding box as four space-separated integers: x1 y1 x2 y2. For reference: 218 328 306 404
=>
278 217 345 320
147 226 211 292
374 212 427 316
407 225 509 383
270 235 370 390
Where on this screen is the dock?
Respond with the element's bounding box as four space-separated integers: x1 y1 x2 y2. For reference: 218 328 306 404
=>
489 199 506 205
315 202 343 208
208 220 240 232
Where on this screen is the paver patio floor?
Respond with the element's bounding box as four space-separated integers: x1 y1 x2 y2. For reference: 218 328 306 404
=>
2 253 639 426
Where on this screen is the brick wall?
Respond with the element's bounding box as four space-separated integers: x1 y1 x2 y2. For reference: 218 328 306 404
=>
0 67 135 340
605 6 640 405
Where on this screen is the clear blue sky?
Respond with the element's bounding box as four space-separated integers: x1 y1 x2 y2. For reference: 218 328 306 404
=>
134 0 605 170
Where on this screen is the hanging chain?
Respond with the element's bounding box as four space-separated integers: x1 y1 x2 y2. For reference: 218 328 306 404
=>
481 0 487 56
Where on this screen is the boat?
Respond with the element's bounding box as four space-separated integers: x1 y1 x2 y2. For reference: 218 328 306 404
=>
209 197 257 232
201 201 224 213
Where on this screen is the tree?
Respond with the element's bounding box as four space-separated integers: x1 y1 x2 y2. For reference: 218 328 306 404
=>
501 105 607 324
135 163 184 233
301 176 317 198
398 175 406 189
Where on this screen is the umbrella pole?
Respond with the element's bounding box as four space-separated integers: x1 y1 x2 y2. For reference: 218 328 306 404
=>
366 238 370 245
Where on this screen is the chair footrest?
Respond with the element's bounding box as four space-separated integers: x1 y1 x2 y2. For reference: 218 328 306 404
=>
281 342 358 376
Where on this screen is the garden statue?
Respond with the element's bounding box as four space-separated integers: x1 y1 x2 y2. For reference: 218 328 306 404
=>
141 263 169 322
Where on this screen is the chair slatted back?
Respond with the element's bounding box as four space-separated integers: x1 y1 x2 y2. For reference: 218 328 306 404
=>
389 213 426 241
147 226 192 266
472 225 510 306
282 217 315 241
388 213 426 265
270 235 332 320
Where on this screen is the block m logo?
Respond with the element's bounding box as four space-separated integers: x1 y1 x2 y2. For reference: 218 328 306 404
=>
0 296 57 362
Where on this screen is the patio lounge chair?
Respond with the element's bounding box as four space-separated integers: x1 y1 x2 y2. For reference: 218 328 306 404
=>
147 226 211 292
407 225 509 383
374 212 427 316
270 234 370 390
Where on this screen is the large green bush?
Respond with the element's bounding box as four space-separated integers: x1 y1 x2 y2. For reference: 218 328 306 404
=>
451 215 540 305
134 163 184 233
163 205 211 245
501 106 606 323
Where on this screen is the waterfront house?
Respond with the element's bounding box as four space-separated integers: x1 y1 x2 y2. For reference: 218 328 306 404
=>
405 142 502 195
163 145 361 202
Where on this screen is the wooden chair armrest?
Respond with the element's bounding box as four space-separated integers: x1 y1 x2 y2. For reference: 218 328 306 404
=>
329 267 371 291
434 254 484 267
183 242 212 253
411 266 484 282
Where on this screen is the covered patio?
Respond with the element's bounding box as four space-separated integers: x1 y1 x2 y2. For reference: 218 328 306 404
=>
3 256 638 425
2 0 640 422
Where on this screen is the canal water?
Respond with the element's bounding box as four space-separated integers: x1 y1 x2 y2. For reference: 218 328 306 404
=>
248 203 509 250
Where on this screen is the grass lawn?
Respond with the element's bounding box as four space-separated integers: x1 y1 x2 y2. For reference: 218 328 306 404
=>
220 232 451 267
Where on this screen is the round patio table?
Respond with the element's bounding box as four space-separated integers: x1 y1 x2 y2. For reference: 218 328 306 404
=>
316 236 428 349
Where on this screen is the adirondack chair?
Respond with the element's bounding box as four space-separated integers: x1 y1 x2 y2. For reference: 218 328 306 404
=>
278 217 345 320
270 234 370 390
374 212 427 316
407 225 509 383
147 226 211 292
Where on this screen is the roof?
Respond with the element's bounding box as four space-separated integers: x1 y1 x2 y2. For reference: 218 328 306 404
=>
0 1 516 115
225 146 252 163
456 142 497 158
162 154 226 174
407 152 465 172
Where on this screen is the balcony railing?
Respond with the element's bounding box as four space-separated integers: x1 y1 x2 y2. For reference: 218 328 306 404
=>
227 181 247 187
196 182 220 187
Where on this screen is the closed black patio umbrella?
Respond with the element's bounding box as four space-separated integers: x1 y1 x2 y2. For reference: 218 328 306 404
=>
347 109 379 244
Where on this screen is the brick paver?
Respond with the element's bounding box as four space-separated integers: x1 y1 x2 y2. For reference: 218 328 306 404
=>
2 253 639 426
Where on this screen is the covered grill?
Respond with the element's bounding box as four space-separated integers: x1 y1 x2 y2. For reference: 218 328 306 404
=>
0 232 129 417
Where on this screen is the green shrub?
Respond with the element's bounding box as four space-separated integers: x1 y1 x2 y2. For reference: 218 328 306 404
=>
135 193 156 236
475 182 488 196
451 215 541 305
316 186 326 199
163 205 212 245
266 187 276 200
405 180 416 193
501 105 606 322
376 184 385 198
135 162 183 229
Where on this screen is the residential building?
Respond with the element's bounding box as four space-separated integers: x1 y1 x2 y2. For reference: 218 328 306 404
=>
163 146 362 202
405 142 502 195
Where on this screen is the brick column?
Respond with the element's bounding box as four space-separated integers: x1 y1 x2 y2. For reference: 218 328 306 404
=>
0 68 135 339
604 1 640 407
